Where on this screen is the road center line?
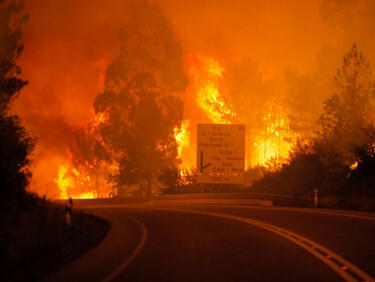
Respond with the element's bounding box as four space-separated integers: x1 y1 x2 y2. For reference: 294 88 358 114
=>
101 216 148 282
80 203 375 222
190 204 375 222
151 207 374 282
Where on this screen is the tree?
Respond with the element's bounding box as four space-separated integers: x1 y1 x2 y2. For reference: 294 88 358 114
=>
222 60 275 166
68 123 117 197
318 44 375 166
252 45 375 197
348 127 375 194
0 0 33 212
284 45 340 140
285 70 325 138
93 1 187 196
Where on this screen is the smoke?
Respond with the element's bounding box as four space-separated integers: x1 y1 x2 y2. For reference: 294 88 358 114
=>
10 0 375 196
12 0 130 195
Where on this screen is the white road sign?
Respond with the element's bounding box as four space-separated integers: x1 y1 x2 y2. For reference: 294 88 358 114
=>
197 124 245 184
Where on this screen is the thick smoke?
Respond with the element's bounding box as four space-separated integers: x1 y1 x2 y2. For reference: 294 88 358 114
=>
11 0 375 196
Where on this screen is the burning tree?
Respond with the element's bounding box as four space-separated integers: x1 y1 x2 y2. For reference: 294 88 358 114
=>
191 57 235 124
222 60 293 167
93 1 187 196
0 0 33 212
55 116 118 199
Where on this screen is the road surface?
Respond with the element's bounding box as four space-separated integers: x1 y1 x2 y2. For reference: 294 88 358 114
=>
45 194 375 282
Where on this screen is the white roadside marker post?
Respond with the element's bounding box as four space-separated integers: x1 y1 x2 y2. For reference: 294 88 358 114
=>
65 197 73 227
313 188 319 208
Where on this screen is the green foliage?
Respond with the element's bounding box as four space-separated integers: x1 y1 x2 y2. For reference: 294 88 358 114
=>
93 1 187 195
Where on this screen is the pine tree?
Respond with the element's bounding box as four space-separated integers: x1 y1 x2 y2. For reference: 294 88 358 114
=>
318 44 375 165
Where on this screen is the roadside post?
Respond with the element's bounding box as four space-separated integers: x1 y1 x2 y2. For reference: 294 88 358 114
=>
313 188 318 208
65 197 73 227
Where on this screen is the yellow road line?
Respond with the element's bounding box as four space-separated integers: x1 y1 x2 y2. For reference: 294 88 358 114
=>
101 216 147 282
152 207 374 282
190 204 375 222
80 202 375 222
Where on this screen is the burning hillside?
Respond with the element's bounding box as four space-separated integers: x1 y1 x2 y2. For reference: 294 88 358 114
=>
52 54 296 198
13 0 375 199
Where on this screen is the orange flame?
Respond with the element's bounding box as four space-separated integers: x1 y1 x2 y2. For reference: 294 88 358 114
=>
90 111 108 133
54 164 98 199
191 57 234 124
55 111 118 199
186 56 295 170
55 165 71 199
252 103 294 166
174 119 190 159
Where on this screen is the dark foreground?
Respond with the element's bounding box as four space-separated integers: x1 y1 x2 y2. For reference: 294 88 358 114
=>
42 194 375 282
2 209 110 282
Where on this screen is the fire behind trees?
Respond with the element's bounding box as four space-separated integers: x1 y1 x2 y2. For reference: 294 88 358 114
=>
0 5 112 278
253 44 375 200
87 1 187 196
3 0 375 202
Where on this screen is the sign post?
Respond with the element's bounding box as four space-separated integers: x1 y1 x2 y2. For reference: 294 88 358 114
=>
197 124 245 184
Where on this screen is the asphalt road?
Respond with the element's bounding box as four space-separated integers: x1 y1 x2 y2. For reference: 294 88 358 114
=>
44 195 375 282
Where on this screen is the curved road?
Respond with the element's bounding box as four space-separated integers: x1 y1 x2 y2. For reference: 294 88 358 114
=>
45 195 375 282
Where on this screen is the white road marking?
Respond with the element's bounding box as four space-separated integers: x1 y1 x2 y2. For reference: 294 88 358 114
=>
101 216 147 282
151 207 375 282
80 202 375 222
188 204 375 222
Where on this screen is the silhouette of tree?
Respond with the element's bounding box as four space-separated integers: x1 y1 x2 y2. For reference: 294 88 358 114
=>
93 1 186 196
0 0 33 212
253 45 375 197
349 127 375 194
318 44 375 166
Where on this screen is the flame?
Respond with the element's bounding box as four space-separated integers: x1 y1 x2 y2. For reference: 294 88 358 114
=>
187 57 295 170
74 191 95 199
54 57 295 199
55 165 71 199
54 110 118 199
54 164 98 199
92 112 107 129
252 102 294 166
54 157 118 200
191 57 234 124
177 168 191 186
350 161 358 170
174 120 190 159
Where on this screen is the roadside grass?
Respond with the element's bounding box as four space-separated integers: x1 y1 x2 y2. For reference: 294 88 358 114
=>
1 198 111 281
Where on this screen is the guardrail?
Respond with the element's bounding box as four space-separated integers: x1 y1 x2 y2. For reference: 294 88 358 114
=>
159 192 313 207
